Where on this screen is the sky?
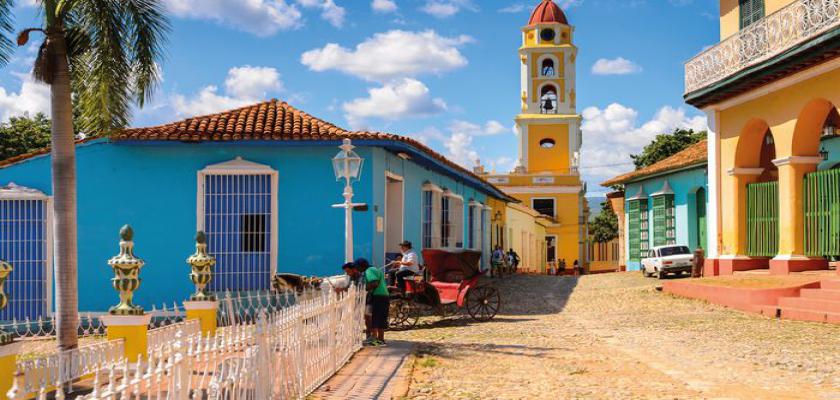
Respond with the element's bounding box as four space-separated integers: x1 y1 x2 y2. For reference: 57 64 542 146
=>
0 0 720 196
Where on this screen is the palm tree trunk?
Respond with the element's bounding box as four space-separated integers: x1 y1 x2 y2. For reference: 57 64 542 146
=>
49 32 79 351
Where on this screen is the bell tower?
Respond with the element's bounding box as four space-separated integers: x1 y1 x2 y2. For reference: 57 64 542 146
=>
485 0 588 273
515 0 581 174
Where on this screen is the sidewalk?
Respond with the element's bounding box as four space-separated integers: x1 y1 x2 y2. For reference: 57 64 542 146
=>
310 340 414 400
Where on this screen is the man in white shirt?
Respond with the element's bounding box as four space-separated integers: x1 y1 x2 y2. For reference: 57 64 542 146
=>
393 241 420 292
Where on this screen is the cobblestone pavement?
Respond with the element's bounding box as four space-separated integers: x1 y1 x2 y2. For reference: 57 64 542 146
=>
389 272 840 400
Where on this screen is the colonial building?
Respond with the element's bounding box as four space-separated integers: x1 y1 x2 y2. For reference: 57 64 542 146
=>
603 141 709 271
0 100 514 317
686 0 840 275
485 0 588 270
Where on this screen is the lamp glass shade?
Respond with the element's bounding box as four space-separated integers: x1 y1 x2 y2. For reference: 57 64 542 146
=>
332 148 364 182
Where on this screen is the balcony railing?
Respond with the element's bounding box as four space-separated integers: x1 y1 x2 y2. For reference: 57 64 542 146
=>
685 0 840 94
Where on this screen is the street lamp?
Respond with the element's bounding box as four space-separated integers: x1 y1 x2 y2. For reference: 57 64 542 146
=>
332 139 366 263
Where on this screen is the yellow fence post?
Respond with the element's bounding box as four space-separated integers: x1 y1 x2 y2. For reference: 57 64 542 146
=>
184 231 218 336
0 259 17 400
102 225 150 362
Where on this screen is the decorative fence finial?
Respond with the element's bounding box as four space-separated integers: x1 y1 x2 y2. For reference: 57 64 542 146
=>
0 259 12 344
107 224 145 315
187 231 216 301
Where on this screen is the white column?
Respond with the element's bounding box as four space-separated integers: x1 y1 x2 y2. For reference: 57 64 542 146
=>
704 108 720 258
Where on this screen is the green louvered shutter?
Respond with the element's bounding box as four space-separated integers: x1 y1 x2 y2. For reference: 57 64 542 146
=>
746 181 779 257
804 168 840 258
628 200 640 262
652 195 671 247
739 0 765 29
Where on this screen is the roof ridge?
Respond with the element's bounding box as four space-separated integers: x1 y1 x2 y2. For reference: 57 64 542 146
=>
601 139 707 187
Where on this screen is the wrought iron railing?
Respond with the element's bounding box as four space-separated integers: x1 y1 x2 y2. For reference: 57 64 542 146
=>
685 0 840 94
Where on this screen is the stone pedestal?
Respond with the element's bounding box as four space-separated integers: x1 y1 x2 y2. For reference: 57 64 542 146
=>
101 314 152 362
184 301 219 336
0 342 20 400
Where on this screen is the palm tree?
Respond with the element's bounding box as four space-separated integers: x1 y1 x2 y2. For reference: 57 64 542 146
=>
0 0 169 351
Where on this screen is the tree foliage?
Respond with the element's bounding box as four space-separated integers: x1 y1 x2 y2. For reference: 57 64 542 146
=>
631 128 707 170
590 199 619 243
0 113 51 160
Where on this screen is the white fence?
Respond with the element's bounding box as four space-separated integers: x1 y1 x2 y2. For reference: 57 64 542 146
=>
9 285 366 400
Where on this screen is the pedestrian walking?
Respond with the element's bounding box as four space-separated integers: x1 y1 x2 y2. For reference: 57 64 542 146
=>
343 259 389 346
507 248 520 273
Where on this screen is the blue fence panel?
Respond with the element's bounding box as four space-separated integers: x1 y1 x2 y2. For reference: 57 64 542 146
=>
0 199 49 321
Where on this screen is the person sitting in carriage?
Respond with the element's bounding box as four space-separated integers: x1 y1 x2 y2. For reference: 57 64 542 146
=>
388 241 420 293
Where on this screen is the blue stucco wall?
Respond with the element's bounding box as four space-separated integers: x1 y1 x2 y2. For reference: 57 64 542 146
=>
624 166 708 270
0 140 492 312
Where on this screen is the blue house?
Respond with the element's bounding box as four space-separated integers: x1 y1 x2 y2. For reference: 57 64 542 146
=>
602 140 708 271
0 99 513 317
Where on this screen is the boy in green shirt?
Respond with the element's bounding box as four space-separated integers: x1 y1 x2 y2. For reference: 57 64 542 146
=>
343 259 389 346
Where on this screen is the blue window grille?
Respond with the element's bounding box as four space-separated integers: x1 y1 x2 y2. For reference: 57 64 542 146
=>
202 173 274 292
0 195 50 321
468 206 475 249
441 196 450 248
422 191 433 248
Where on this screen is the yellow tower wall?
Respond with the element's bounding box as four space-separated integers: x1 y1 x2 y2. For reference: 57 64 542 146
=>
526 124 570 172
508 191 582 264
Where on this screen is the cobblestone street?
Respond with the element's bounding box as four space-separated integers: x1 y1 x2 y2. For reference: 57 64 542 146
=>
389 273 839 399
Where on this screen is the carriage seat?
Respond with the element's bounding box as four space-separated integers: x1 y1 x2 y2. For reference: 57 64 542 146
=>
430 281 461 304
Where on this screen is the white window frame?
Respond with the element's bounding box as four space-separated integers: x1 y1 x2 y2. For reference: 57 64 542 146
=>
442 190 464 249
531 197 557 218
422 183 443 249
196 157 279 278
468 200 484 251
0 184 53 317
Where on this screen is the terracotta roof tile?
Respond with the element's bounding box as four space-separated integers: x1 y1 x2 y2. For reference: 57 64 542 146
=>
601 140 707 187
111 99 516 202
528 0 568 26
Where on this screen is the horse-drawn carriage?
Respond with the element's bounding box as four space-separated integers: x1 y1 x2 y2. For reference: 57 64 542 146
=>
388 249 501 329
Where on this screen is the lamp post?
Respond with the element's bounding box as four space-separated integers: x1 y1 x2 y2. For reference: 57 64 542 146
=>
332 139 366 263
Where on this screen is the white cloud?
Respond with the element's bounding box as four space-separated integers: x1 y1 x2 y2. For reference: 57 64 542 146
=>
0 72 51 122
342 78 447 128
498 4 526 13
580 103 708 187
448 120 507 137
420 0 476 18
301 30 472 82
372 0 398 13
224 66 283 99
410 119 509 168
163 0 303 36
591 57 642 75
296 0 346 28
170 66 285 117
444 132 479 167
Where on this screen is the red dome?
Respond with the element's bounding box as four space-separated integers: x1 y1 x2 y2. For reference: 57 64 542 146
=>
528 0 568 26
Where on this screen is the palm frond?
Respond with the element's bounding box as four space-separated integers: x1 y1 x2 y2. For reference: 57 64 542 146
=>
69 0 168 135
124 0 169 107
0 0 16 67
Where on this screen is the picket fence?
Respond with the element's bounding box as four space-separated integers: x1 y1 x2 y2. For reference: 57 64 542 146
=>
8 285 366 400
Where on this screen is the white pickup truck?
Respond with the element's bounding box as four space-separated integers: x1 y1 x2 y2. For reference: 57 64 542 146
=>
641 245 694 279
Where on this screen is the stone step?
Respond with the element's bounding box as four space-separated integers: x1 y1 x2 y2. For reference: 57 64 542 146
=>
778 296 840 313
821 279 840 290
779 307 840 324
800 288 840 301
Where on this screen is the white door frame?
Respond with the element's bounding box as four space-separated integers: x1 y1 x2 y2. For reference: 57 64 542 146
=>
384 171 404 261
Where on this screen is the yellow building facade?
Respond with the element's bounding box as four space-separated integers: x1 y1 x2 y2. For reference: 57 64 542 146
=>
685 0 840 275
505 203 550 273
486 0 588 270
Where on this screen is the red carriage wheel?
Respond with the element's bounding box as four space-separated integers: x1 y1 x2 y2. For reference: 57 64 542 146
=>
465 286 501 322
389 297 420 330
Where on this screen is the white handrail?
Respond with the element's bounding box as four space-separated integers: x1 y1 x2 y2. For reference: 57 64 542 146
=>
685 0 840 94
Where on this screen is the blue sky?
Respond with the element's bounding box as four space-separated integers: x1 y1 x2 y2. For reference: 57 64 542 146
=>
0 0 719 195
